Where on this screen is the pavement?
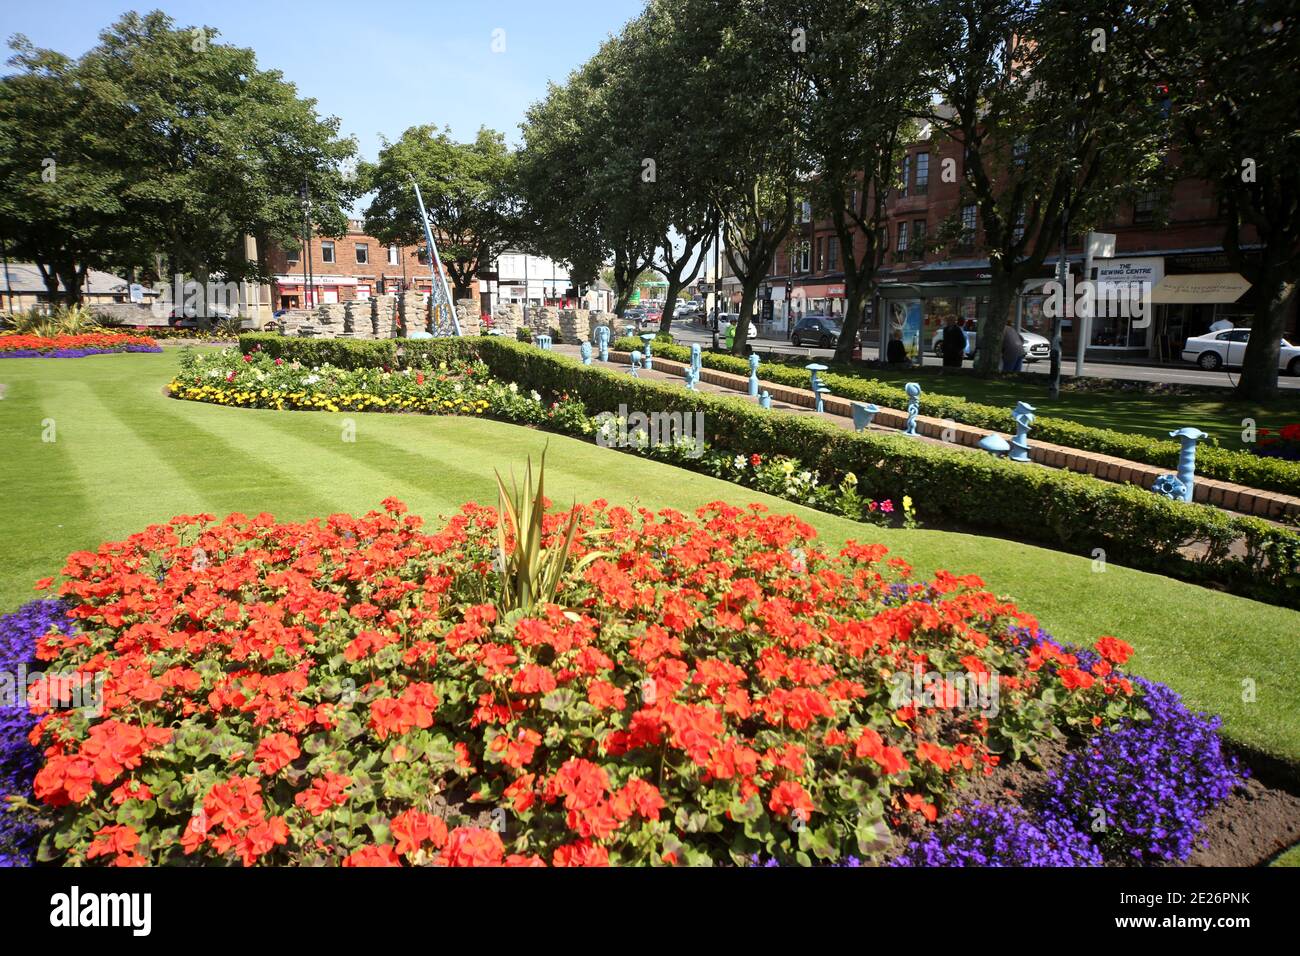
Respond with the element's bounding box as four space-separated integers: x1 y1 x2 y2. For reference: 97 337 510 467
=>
666 318 1300 391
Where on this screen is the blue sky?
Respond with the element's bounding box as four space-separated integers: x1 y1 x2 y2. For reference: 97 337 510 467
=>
3 0 645 159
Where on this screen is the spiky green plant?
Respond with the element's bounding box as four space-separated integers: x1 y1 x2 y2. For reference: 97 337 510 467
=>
493 447 602 614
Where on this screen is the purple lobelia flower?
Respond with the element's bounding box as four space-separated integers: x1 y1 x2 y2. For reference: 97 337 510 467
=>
1040 675 1242 864
891 803 1103 867
0 599 74 866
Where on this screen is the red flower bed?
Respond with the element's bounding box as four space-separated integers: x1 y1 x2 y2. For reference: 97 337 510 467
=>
0 332 160 358
25 499 1138 866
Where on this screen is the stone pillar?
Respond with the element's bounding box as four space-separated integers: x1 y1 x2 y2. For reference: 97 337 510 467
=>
455 299 482 336
493 302 522 337
558 309 591 343
374 295 397 338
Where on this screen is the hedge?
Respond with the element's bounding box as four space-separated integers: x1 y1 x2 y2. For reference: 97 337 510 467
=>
238 333 1300 607
612 336 1300 498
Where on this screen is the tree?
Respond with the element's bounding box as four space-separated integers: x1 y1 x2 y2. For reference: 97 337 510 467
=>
1147 0 1300 399
360 126 517 301
692 0 805 354
783 0 928 362
619 0 721 334
917 0 1167 378
0 12 358 303
0 41 138 303
516 35 659 315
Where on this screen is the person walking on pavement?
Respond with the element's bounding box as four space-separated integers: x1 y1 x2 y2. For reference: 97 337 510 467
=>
1001 323 1026 373
941 315 966 369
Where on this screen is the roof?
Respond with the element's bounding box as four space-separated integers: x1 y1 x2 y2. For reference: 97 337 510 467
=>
0 262 143 295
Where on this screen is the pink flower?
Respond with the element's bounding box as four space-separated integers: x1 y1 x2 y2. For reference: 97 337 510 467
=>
881 500 894 513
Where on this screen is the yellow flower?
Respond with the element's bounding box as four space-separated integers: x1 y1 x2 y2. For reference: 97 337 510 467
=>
903 495 913 512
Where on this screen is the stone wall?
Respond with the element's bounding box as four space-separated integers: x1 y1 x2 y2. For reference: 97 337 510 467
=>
455 300 482 336
492 303 523 337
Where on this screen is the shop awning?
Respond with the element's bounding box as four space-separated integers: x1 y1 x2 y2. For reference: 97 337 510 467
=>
1150 273 1250 304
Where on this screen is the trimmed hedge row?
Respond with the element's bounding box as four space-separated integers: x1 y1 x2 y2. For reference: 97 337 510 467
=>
613 336 1300 498
238 333 1300 607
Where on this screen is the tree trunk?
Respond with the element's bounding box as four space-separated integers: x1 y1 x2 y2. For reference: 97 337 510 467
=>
1236 275 1294 400
730 276 762 356
658 275 683 336
975 276 1017 375
834 281 870 363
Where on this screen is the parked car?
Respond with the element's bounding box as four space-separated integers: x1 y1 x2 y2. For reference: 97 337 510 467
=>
168 304 241 329
641 309 663 329
790 314 843 348
929 325 1050 363
1181 328 1300 374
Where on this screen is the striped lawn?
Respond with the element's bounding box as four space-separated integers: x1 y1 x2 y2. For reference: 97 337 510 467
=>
1 348 1298 771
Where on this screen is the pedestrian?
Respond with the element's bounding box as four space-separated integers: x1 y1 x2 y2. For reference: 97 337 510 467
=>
1001 323 1026 373
886 335 908 365
941 315 966 369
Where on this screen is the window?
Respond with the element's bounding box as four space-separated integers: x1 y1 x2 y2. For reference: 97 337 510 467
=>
1012 207 1026 243
827 237 838 271
959 204 977 250
901 155 911 197
896 221 909 254
816 238 825 271
911 220 926 257
387 244 399 265
321 241 335 264
915 153 929 196
286 246 300 265
797 242 810 273
1012 139 1028 167
355 243 369 264
1134 191 1158 224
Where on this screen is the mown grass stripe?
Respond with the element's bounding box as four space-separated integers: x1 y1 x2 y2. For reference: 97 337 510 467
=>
92 382 341 521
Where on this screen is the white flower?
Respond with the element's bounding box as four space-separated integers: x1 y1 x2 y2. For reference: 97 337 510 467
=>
529 390 541 403
733 455 746 470
509 382 519 394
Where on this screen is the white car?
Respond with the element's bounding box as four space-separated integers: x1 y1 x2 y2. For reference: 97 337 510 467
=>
1181 328 1300 374
930 326 1051 363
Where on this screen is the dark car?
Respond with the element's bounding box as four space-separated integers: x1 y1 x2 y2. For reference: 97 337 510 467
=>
790 314 842 348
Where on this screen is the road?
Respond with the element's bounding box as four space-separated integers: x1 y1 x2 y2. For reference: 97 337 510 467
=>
663 318 1300 391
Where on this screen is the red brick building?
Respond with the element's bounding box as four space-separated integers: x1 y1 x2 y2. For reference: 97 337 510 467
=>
266 220 479 310
761 127 1294 363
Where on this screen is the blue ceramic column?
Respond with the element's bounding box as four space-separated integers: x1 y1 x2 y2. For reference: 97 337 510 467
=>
640 333 656 370
1008 401 1036 463
691 343 702 378
1172 427 1207 501
596 325 610 362
629 350 643 377
536 333 552 351
902 382 921 436
748 354 760 397
580 341 592 365
851 402 879 432
760 390 772 409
